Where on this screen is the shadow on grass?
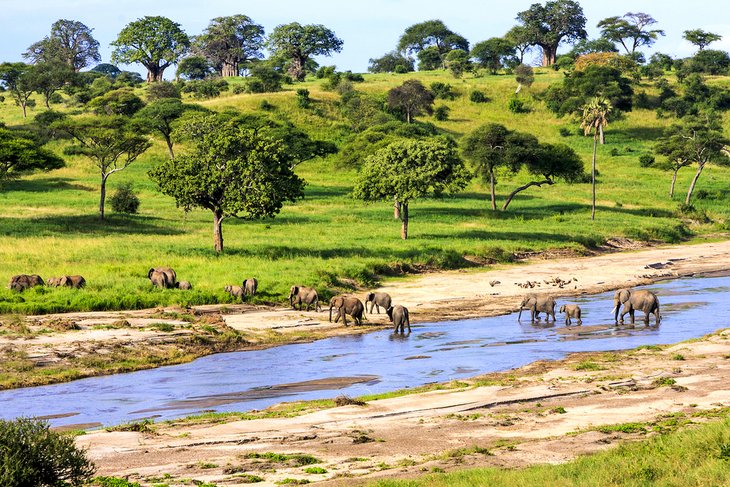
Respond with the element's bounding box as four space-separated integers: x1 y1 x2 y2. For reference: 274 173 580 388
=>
0 214 184 237
612 125 665 141
3 177 96 193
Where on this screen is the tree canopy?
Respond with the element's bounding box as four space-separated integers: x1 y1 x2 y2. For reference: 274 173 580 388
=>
0 62 36 118
597 12 664 56
471 38 517 74
515 0 587 66
368 51 415 73
267 23 343 81
387 79 435 123
397 20 469 70
194 15 265 77
683 29 722 51
111 16 190 82
0 128 64 184
24 19 100 71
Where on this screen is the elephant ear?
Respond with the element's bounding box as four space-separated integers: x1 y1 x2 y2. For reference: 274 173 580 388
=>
60 276 68 286
291 286 298 295
148 268 155 279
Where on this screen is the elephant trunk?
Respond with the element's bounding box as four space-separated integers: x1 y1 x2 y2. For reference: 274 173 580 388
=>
612 301 619 322
518 307 523 320
290 293 294 308
329 305 333 322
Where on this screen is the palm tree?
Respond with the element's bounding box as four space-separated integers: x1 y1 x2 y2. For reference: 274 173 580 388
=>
580 97 613 220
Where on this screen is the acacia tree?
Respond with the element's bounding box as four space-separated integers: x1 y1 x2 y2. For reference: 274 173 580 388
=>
387 79 434 123
597 12 664 56
353 138 470 240
267 23 343 81
0 63 35 118
24 19 100 71
0 128 64 184
111 16 190 82
194 15 265 77
397 20 469 70
580 97 613 220
55 116 151 219
655 134 695 198
471 38 517 74
133 98 193 159
515 0 587 66
368 51 415 73
683 29 723 51
461 123 511 210
514 64 535 93
505 25 533 63
26 61 75 108
149 115 305 253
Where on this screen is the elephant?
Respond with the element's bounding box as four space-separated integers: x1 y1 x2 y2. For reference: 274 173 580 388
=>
243 278 258 297
176 280 192 290
225 285 245 301
9 274 44 292
57 275 85 289
365 292 392 314
387 305 411 334
559 304 582 326
613 288 660 326
518 294 556 323
46 277 62 287
329 295 365 326
289 285 321 312
148 267 177 289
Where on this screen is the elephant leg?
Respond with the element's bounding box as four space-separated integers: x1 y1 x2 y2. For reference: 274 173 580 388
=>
341 308 348 326
643 310 650 326
565 316 570 326
654 308 660 325
629 309 635 325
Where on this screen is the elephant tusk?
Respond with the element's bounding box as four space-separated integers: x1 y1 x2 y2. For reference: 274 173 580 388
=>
611 306 617 316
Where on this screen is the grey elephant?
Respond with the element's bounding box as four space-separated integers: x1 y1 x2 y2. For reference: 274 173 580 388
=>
225 285 245 301
57 275 85 289
365 292 392 314
46 277 62 287
289 285 321 311
329 295 365 326
243 278 258 297
518 294 556 322
387 305 411 333
176 280 192 290
613 288 660 326
559 304 582 326
9 274 44 292
148 267 177 289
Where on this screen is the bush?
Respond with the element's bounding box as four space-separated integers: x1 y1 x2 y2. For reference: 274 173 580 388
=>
146 81 181 101
0 417 95 486
433 105 450 121
296 89 311 108
430 82 456 100
110 182 140 214
181 78 229 99
507 97 527 113
559 127 572 137
394 65 409 74
469 90 489 103
232 84 246 95
639 154 655 167
259 99 275 111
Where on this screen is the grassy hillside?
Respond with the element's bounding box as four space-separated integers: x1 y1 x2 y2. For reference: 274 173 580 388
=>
0 69 728 314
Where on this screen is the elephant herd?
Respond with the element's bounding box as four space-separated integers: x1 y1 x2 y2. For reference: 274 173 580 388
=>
518 288 661 327
8 274 86 292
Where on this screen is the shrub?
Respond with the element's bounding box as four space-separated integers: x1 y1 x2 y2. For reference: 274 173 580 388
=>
469 90 489 103
259 99 275 111
0 417 95 486
146 81 181 101
610 148 620 157
639 155 655 167
433 105 450 121
430 82 456 100
507 97 527 113
232 85 246 95
181 78 229 99
559 127 572 137
296 89 311 108
394 65 409 74
110 182 140 214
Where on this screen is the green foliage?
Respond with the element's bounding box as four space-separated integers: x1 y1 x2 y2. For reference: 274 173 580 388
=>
514 64 535 89
597 13 664 56
95 476 142 487
507 97 527 113
267 23 343 81
181 78 229 99
194 15 265 77
244 62 285 93
444 49 472 78
369 51 415 73
397 20 469 70
430 82 455 100
388 79 435 123
244 452 321 465
296 89 311 108
543 66 633 116
0 417 95 486
176 56 213 80
469 90 489 103
0 62 36 117
304 466 327 474
686 49 730 75
639 154 655 167
24 19 101 71
0 127 64 183
471 38 517 74
88 88 145 117
433 105 450 121
110 182 140 214
515 0 587 65
146 81 181 101
338 121 436 167
683 29 723 51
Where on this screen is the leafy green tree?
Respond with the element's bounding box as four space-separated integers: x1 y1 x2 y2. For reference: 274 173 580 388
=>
515 0 587 66
176 56 213 80
471 38 517 74
267 23 343 81
146 81 181 101
387 79 434 123
149 114 305 253
194 15 265 77
90 63 122 79
580 97 612 220
339 121 436 167
461 123 511 210
88 88 145 117
514 64 535 92
24 61 75 108
655 130 695 198
111 16 190 82
688 49 730 75
55 116 151 219
24 19 100 71
543 65 633 117
0 418 95 487
368 51 415 73
0 63 36 118
597 12 664 56
134 98 192 158
353 138 470 239
444 49 472 77
0 128 64 184
245 61 286 92
505 25 533 64
568 38 619 57
397 20 469 70
683 29 722 51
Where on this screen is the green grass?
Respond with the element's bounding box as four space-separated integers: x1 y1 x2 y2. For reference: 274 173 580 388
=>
372 416 730 486
1 70 730 314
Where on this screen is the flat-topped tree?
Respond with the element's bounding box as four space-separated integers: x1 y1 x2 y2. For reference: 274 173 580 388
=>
111 16 190 82
0 128 64 184
683 29 722 51
194 15 265 77
597 12 664 56
515 0 587 66
0 63 35 118
24 19 100 71
267 23 343 81
353 138 470 240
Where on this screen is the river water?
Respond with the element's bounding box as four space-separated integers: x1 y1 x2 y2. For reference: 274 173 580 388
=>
1 275 729 429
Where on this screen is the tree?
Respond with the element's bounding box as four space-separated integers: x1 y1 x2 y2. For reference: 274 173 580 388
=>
655 131 695 198
111 16 190 82
368 51 415 73
471 38 517 74
514 64 535 93
387 79 434 123
515 0 587 66
683 29 722 51
461 123 511 210
194 15 265 77
397 20 469 70
597 12 664 56
580 97 612 220
149 115 305 253
176 56 213 80
543 65 633 117
133 98 189 158
88 88 145 117
505 25 533 63
503 142 584 209
0 128 64 184
55 116 151 219
353 138 470 239
0 418 95 487
26 61 75 108
444 49 471 77
0 63 35 118
24 19 100 71
267 23 343 81
90 63 122 79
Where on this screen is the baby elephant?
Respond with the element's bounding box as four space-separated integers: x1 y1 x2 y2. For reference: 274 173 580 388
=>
242 278 258 296
9 274 44 292
148 267 177 289
365 292 392 314
176 280 192 290
387 305 411 334
559 304 582 326
224 285 245 301
329 295 365 326
48 275 86 289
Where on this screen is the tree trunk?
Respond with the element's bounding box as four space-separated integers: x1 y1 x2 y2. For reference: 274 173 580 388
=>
502 179 553 210
599 124 605 145
44 94 50 109
213 210 224 253
394 197 400 219
164 134 175 159
670 168 679 198
400 202 409 240
541 45 556 66
489 169 496 211
685 163 705 205
99 174 107 220
591 133 598 220
21 100 27 118
221 61 238 77
146 64 165 83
